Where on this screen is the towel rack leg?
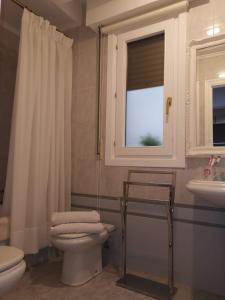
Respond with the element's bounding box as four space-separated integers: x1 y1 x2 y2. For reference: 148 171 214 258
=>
168 186 175 295
121 182 128 279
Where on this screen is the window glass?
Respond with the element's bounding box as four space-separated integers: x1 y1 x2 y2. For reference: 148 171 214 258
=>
125 33 165 147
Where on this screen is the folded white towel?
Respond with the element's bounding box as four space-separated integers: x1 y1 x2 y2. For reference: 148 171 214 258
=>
50 222 105 236
51 211 100 226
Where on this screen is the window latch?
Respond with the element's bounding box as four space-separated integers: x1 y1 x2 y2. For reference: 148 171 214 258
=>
166 97 172 122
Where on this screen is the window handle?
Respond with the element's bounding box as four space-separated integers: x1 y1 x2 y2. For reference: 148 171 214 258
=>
166 97 172 122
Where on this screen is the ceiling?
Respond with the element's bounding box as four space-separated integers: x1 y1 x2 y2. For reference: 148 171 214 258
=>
0 0 85 35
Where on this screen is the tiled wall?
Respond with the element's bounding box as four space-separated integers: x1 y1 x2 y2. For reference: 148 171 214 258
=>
68 0 225 295
69 0 225 206
0 26 19 202
188 0 225 41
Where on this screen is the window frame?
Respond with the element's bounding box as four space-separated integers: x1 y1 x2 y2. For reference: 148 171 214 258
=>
116 20 174 157
105 14 187 168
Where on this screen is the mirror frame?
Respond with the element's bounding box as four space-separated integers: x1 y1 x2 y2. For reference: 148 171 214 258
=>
187 34 225 157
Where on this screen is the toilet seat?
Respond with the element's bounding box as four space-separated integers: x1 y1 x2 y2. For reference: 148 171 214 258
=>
57 223 115 240
52 230 108 248
58 233 91 239
0 246 24 272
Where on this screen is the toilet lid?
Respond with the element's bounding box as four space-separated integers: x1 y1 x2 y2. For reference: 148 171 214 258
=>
0 246 24 272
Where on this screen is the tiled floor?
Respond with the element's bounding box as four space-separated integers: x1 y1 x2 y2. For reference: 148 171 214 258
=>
2 262 225 300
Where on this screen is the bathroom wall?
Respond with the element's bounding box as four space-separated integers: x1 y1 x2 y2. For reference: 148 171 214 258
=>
69 0 225 296
70 0 225 207
0 25 19 203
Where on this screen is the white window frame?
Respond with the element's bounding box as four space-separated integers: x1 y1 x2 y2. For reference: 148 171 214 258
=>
105 13 187 168
116 21 173 157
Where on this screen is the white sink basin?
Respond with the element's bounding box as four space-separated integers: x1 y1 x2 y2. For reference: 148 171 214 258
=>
186 179 225 207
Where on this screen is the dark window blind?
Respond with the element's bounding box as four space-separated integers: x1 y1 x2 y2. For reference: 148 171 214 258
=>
127 33 165 91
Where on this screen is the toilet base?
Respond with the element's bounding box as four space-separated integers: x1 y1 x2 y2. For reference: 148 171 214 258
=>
62 244 102 286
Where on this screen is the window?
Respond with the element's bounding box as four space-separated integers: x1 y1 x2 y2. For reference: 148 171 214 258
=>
105 16 186 167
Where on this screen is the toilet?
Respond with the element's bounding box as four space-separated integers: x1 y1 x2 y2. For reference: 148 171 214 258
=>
50 223 115 286
0 246 26 297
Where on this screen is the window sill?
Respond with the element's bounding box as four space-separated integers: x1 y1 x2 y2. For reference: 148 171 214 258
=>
105 155 185 168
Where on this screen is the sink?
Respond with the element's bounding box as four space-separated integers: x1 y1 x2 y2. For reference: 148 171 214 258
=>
186 179 225 207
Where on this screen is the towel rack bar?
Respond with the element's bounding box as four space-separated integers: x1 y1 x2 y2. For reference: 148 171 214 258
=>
124 181 172 188
128 170 175 175
127 198 169 205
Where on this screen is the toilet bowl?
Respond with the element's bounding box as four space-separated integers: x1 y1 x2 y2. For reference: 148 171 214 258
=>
0 246 26 297
51 224 115 286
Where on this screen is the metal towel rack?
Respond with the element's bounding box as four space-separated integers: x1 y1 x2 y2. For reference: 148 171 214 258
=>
117 170 176 300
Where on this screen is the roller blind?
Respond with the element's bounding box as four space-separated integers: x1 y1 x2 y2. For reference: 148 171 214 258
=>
127 33 165 91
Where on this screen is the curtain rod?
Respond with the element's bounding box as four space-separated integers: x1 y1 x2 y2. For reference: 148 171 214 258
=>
10 0 69 37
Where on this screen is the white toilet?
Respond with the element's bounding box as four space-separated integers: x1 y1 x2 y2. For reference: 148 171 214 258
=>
51 224 115 286
0 246 26 297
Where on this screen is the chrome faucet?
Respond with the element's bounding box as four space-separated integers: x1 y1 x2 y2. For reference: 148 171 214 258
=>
204 155 222 180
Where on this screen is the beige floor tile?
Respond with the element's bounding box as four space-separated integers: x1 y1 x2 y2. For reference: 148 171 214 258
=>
2 262 225 300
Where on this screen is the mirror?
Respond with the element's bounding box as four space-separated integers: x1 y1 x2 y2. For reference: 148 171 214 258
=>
188 36 225 156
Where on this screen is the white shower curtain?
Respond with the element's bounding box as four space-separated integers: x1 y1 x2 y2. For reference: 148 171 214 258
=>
3 9 73 254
